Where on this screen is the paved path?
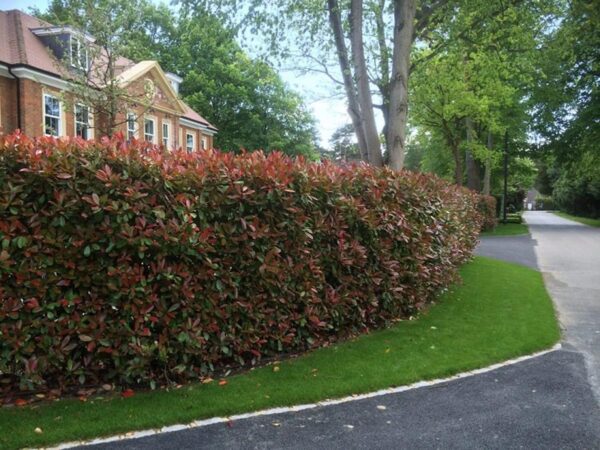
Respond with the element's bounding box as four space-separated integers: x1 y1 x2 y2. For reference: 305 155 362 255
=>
524 211 600 398
79 211 600 449
84 351 599 450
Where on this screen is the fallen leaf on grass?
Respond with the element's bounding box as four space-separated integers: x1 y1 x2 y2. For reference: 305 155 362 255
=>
34 427 43 434
218 380 228 386
15 398 28 407
121 389 135 398
201 377 214 384
272 366 280 372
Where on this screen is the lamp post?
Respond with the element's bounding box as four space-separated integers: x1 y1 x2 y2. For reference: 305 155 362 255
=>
502 131 509 224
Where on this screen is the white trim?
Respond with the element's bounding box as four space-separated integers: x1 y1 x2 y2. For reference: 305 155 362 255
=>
49 343 562 449
69 35 89 71
31 26 95 43
10 67 69 90
74 103 93 139
162 119 172 149
0 64 15 79
43 92 63 137
201 135 208 150
186 131 195 152
144 115 157 144
179 117 216 135
126 111 138 140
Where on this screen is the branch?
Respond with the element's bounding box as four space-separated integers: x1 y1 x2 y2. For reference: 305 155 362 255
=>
414 0 451 35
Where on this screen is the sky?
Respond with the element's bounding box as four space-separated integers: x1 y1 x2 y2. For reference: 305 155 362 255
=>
0 0 353 148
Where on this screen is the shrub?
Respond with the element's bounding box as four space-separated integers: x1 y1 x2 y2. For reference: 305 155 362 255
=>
478 195 497 231
535 195 556 210
0 133 483 396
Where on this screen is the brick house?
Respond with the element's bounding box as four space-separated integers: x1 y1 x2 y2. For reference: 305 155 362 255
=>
0 9 217 150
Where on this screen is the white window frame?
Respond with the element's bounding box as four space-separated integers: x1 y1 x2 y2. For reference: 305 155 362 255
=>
43 93 62 137
201 136 208 150
69 35 88 71
162 120 171 149
186 132 195 152
126 112 138 140
74 103 92 139
144 116 156 143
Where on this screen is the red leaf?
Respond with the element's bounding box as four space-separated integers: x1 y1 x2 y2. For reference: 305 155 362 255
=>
121 389 135 398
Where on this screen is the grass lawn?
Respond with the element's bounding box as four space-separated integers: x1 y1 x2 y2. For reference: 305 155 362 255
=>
0 256 559 449
553 211 600 227
481 222 529 236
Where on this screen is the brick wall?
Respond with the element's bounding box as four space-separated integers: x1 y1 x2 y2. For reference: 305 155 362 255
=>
0 76 18 134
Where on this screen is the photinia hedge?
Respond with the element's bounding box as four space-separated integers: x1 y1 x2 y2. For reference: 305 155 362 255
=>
0 132 483 396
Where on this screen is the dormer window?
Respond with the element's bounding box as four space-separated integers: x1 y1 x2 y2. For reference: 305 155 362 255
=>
70 35 88 70
165 72 183 95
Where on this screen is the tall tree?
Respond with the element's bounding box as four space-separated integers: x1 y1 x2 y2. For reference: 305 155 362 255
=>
180 0 456 168
530 0 600 217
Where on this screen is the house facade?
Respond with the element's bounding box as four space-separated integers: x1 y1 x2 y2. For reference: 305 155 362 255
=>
0 9 217 150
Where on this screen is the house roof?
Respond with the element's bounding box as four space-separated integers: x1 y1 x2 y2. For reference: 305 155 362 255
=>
0 9 216 131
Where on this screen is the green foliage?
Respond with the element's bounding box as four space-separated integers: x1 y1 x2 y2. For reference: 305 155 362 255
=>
326 124 361 163
0 132 484 397
409 0 558 187
552 151 600 218
530 0 600 217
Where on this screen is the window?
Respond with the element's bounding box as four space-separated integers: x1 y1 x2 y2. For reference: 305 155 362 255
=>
186 132 195 152
162 121 171 148
44 94 61 136
201 136 208 150
144 117 155 143
75 104 91 139
127 113 137 140
70 36 88 70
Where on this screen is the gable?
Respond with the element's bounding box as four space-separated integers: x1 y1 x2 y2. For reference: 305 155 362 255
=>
117 61 186 116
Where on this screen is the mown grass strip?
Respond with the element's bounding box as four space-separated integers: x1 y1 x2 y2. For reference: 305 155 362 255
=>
553 211 600 227
481 222 529 236
0 256 560 449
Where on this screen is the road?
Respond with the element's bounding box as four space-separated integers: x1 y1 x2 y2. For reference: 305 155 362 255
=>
77 211 600 449
524 211 600 398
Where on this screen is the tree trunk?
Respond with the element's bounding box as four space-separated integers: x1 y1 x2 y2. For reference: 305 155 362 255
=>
387 0 415 171
453 143 463 186
327 0 369 161
465 117 482 191
373 0 391 157
327 0 369 162
483 129 493 195
350 0 383 166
